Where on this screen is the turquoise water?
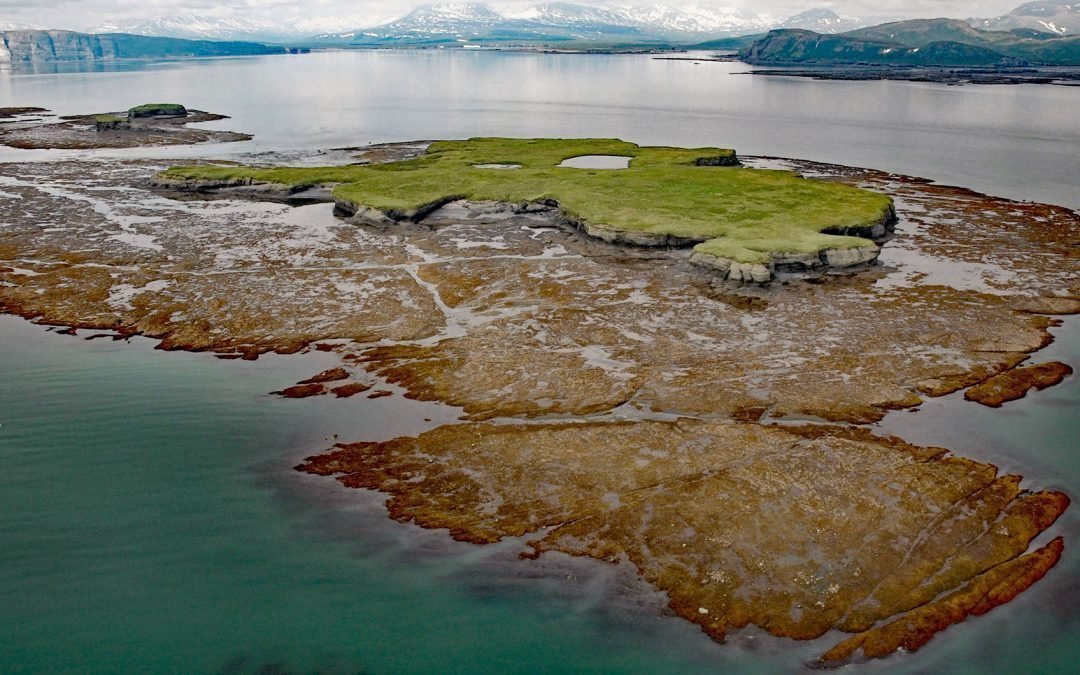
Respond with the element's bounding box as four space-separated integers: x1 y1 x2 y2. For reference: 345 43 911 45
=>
1 51 1078 672
876 317 1080 675
1 315 1076 674
0 317 781 674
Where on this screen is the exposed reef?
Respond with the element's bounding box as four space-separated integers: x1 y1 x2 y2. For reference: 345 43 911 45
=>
0 106 251 150
0 106 48 120
1 152 1077 666
964 361 1074 407
297 421 1069 664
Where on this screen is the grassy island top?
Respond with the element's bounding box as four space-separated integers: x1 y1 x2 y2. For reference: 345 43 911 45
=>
128 103 188 118
161 138 893 264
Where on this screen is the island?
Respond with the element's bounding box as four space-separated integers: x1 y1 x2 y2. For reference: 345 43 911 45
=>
157 138 895 283
0 104 251 149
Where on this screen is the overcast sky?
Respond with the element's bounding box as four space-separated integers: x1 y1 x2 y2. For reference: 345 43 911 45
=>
1 0 1027 33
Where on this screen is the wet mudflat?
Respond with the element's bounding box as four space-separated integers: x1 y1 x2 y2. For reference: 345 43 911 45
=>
0 107 251 150
1 150 1077 666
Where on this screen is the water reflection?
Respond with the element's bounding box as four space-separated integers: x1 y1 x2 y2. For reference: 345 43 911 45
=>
1 50 1078 207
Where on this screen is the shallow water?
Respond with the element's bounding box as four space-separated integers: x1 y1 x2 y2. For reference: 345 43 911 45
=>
1 50 1078 673
558 155 632 169
0 316 806 674
2 313 1076 674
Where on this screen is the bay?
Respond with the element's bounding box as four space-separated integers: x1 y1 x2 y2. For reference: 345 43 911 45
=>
0 50 1077 673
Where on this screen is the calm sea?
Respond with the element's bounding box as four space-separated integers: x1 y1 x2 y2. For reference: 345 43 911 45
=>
1 50 1078 673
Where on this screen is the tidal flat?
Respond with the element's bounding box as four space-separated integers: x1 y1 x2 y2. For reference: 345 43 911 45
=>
0 106 251 150
0 143 1077 667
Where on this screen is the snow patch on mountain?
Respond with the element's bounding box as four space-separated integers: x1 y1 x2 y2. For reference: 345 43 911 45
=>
778 9 866 33
970 1 1079 35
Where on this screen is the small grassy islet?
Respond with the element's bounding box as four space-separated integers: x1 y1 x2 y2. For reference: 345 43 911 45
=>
128 103 188 118
161 138 894 265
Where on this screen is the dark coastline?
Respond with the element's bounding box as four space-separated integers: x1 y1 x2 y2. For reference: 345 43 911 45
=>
736 64 1080 86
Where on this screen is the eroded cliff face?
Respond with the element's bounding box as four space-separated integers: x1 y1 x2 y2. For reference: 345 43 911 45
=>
0 30 118 64
0 30 282 63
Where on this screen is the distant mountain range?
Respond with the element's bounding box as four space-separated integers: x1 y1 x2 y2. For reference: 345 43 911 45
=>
89 12 376 45
64 4 872 46
72 2 1077 48
3 2 1078 66
743 18 1080 67
316 3 879 46
5 2 1078 49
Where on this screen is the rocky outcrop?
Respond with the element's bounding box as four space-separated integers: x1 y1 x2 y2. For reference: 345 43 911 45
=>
824 245 881 267
335 194 468 225
964 361 1074 407
688 200 895 282
273 383 325 398
0 107 47 119
150 175 298 199
690 243 883 283
822 200 897 239
566 216 703 248
2 109 251 150
128 104 187 119
299 367 350 384
93 115 128 131
693 153 741 167
331 382 372 398
687 251 773 282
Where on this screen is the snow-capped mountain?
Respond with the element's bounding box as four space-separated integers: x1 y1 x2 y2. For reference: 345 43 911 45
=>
79 4 881 46
1 19 42 31
90 12 381 43
93 14 278 40
359 3 508 39
326 3 780 44
971 1 1079 35
509 2 640 27
507 3 776 36
617 4 774 35
777 9 866 33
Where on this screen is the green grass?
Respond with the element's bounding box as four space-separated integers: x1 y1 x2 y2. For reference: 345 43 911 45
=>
128 103 187 118
94 115 125 124
161 138 893 264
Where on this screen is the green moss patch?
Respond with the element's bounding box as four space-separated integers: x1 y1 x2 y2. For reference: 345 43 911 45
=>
128 103 188 118
161 138 893 264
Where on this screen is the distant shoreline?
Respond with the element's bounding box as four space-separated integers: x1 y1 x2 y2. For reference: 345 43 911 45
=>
653 55 1080 86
